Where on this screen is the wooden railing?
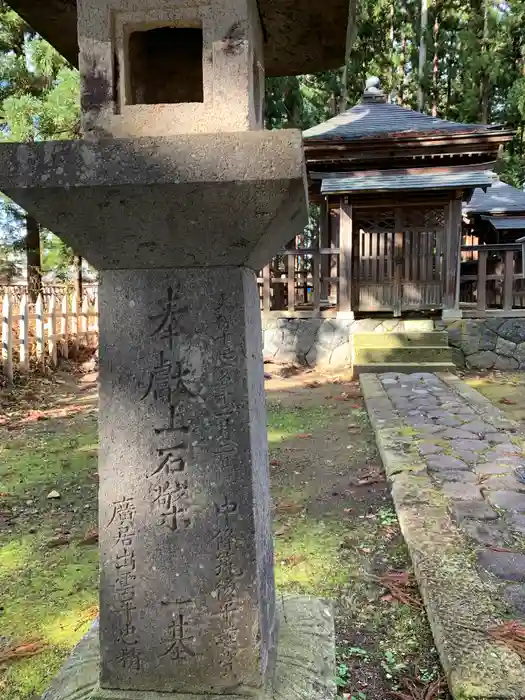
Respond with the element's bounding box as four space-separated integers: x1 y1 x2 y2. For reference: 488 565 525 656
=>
258 247 341 315
460 243 525 315
1 291 98 382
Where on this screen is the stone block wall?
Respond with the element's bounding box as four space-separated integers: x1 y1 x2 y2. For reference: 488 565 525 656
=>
262 316 525 371
261 317 423 368
443 319 525 370
262 317 353 367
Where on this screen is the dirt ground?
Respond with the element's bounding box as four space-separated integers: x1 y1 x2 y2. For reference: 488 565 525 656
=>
0 363 449 700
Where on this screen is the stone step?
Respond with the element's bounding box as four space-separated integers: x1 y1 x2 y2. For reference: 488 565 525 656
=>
354 346 453 364
395 319 436 332
353 331 449 348
353 361 457 375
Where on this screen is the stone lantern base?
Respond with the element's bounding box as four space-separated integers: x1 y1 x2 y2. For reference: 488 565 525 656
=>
42 596 336 700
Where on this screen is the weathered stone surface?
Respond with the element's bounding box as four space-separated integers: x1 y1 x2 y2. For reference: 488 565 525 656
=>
498 320 525 344
482 475 525 492
515 342 525 364
452 501 499 522
454 450 480 465
461 520 512 547
507 513 525 535
330 342 351 368
419 441 444 456
452 438 491 453
477 550 525 582
460 420 496 435
361 373 525 700
475 462 515 476
486 491 525 512
494 355 520 371
441 482 483 500
496 337 518 358
0 131 308 273
41 596 337 700
503 583 525 617
432 471 478 484
427 455 469 471
466 350 497 369
98 268 275 693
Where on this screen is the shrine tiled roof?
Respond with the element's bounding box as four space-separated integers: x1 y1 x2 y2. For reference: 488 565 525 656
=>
464 180 525 214
304 78 499 142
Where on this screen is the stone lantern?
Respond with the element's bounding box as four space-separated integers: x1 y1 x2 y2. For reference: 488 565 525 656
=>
0 1 353 698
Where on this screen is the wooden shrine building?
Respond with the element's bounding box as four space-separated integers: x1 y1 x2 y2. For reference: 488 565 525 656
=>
261 77 514 319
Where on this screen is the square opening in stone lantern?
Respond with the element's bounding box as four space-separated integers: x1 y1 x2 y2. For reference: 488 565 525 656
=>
78 0 265 138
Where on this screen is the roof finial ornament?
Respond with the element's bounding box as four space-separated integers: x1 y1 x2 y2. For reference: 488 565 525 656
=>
362 76 386 104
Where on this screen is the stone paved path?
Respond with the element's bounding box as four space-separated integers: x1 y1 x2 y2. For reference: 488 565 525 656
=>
378 372 525 619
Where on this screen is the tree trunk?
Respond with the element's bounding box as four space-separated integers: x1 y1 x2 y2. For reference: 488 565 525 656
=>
26 214 42 303
74 255 83 301
398 33 406 105
480 0 490 123
431 8 439 117
418 0 428 112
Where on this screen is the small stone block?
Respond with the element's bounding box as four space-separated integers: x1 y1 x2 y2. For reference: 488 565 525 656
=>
477 550 525 582
503 583 525 617
41 597 336 700
486 491 525 513
427 455 469 471
482 475 525 493
461 520 512 547
432 471 478 484
452 501 499 522
442 483 483 501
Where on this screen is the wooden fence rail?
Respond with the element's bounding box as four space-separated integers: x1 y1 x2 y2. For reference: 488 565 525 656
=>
1 292 99 383
460 243 525 315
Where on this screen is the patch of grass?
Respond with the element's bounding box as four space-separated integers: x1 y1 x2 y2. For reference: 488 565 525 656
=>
0 420 97 498
465 373 525 422
267 404 332 445
0 415 98 700
274 517 350 595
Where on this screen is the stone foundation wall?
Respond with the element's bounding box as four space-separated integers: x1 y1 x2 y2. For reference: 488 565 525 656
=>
262 317 429 368
262 316 525 371
444 319 525 370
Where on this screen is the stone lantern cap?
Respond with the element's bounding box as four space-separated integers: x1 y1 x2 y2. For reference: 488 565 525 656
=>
6 0 355 77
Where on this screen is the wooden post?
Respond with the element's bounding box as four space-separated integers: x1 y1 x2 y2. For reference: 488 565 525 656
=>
319 199 330 304
81 295 89 345
71 292 79 354
312 248 321 313
338 196 353 315
262 264 271 313
60 295 69 359
2 292 13 384
287 253 295 312
477 250 488 311
503 249 515 311
442 199 462 318
19 294 29 373
47 294 58 368
35 294 45 371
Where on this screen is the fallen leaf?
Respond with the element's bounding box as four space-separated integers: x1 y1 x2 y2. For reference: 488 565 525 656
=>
275 500 303 515
79 528 98 546
47 490 61 499
0 640 46 664
500 397 517 405
381 593 395 603
295 433 313 439
281 554 305 567
351 404 362 409
489 620 525 660
343 507 352 513
45 536 70 548
274 524 291 537
270 459 281 467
